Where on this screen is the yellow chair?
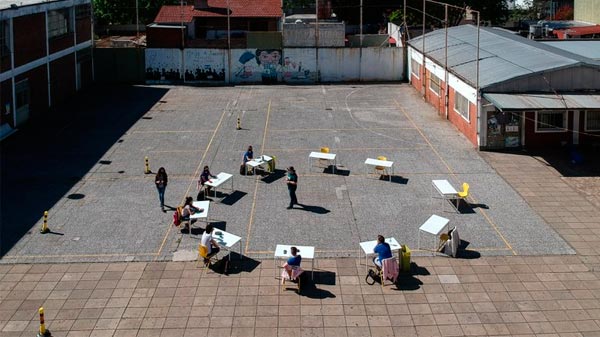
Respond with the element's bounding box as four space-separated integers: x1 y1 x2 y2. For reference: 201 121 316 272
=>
456 183 469 208
375 156 388 176
197 244 219 269
281 264 303 292
318 147 330 168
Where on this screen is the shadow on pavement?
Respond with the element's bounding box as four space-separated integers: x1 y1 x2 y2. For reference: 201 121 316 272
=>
0 84 169 257
295 204 330 214
221 191 247 205
261 169 286 184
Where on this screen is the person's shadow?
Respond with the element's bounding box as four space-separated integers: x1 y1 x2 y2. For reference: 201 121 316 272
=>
294 204 330 214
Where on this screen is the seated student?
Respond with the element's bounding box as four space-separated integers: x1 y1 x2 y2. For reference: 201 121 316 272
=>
198 166 217 196
284 246 302 280
200 224 220 262
373 235 392 270
181 196 202 229
243 145 254 164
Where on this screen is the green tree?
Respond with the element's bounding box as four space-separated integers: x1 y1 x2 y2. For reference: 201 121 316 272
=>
93 0 178 26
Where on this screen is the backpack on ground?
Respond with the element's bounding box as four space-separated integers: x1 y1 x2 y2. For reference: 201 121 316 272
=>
172 206 182 227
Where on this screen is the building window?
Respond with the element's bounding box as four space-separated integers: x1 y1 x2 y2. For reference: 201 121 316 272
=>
585 111 600 131
429 74 440 96
535 111 567 132
411 59 420 79
76 4 91 19
0 20 9 58
454 92 470 122
48 9 71 38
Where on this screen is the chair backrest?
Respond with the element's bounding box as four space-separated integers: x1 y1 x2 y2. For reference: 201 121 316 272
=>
377 156 387 161
320 147 330 153
462 182 469 193
381 257 399 282
198 245 209 258
376 156 387 170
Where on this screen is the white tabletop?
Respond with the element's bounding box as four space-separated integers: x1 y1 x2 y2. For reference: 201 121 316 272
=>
359 237 401 255
190 201 210 220
205 172 232 188
211 229 241 249
432 180 458 195
365 158 393 167
246 155 272 167
419 215 450 235
274 244 315 259
309 152 336 160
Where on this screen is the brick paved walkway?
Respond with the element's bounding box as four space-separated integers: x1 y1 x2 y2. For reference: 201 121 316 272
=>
1 151 600 337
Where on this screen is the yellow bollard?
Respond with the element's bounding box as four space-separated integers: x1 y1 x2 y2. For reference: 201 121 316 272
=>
37 307 49 337
236 117 241 130
144 156 151 174
40 211 49 234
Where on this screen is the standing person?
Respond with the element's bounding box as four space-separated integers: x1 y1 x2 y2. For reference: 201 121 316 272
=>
198 166 217 197
373 235 392 270
286 166 299 209
155 167 168 212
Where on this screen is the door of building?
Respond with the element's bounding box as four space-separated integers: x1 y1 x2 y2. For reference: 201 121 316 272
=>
486 110 521 149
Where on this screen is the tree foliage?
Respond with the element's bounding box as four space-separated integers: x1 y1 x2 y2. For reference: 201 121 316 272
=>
329 0 509 27
93 0 178 26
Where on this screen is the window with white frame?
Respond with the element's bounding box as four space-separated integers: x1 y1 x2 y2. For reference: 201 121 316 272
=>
0 20 9 58
429 74 440 96
411 59 420 79
75 4 91 19
535 111 567 132
454 92 470 121
585 110 600 131
48 9 71 38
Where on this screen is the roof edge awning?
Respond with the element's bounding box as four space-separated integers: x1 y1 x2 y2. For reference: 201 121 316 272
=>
483 93 600 111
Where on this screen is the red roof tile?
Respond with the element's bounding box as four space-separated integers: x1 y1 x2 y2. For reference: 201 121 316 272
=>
154 0 281 23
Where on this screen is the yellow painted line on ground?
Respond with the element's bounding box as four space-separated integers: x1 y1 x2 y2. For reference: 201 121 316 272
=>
154 105 230 260
269 127 415 132
130 130 214 134
245 100 272 256
394 98 516 256
263 146 428 152
246 246 511 254
3 252 158 258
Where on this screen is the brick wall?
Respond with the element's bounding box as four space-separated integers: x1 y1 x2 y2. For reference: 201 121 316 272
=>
448 87 478 147
524 111 572 148
13 13 46 67
15 65 49 118
49 53 75 106
0 79 13 126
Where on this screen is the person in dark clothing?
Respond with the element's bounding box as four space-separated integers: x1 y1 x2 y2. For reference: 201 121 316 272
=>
286 166 299 209
155 167 168 212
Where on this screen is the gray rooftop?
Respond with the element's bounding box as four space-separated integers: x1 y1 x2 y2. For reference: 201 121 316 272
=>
542 40 600 60
409 24 600 89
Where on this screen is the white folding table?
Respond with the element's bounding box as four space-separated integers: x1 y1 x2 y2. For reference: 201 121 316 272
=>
246 155 273 176
211 229 242 263
418 214 450 253
432 179 459 213
359 237 401 273
365 158 394 182
204 172 234 200
274 244 315 280
309 151 337 173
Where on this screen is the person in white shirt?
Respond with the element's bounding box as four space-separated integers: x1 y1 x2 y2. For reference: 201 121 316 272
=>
200 224 220 261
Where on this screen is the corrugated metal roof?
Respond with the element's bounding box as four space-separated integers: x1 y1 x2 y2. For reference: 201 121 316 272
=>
483 93 600 110
409 25 600 89
541 41 600 60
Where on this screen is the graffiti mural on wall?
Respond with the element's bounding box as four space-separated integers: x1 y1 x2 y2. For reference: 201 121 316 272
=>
145 49 182 82
184 49 226 82
231 49 316 84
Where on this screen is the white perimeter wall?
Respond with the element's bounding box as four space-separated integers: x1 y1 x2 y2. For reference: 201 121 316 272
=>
145 47 404 84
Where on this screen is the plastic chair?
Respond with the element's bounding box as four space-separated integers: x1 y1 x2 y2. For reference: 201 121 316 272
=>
379 257 399 288
375 156 388 176
456 182 469 208
318 147 330 168
281 263 304 292
197 244 219 269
